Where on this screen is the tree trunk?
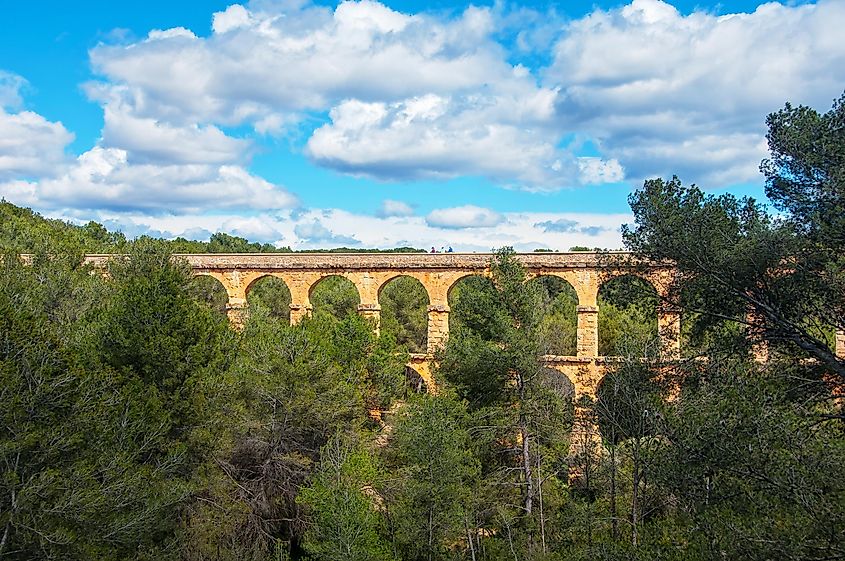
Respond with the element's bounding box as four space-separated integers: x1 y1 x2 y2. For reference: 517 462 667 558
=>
0 522 9 559
610 442 619 541
1 452 19 558
520 417 533 515
465 516 477 561
517 371 533 516
537 450 546 554
631 443 640 548
428 506 434 561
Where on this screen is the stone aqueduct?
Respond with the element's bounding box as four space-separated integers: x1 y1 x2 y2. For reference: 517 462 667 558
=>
84 251 845 403
86 251 682 400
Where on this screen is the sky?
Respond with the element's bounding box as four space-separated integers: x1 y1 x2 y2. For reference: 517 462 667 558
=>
0 0 843 251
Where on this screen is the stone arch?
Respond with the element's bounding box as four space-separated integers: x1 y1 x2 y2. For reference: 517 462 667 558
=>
378 275 430 353
407 353 436 392
539 366 575 401
307 272 355 299
309 274 361 320
597 269 660 293
191 271 253 329
243 272 279 297
538 365 577 422
597 273 659 356
593 374 617 444
245 273 293 323
593 369 661 445
678 282 742 358
530 274 579 356
376 272 432 303
446 273 496 332
188 272 229 318
405 365 430 394
445 271 491 304
192 271 229 293
526 270 596 307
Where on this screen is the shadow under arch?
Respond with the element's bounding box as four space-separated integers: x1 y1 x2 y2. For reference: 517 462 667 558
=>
246 274 292 323
405 364 430 394
538 366 576 424
447 273 496 333
529 274 579 356
188 273 229 318
378 274 429 353
678 282 746 358
309 274 361 321
597 273 659 356
593 366 661 446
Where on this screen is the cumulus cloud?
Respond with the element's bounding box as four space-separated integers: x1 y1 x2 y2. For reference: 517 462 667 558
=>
377 199 415 217
89 1 513 124
0 71 27 109
546 0 845 185
0 146 297 214
81 0 845 190
577 157 624 185
306 94 614 188
294 219 359 246
85 0 845 191
219 215 287 241
534 218 610 236
0 110 74 180
0 70 285 215
426 205 505 229
87 1 622 190
534 218 577 232
0 70 74 180
98 97 250 165
4 0 844 232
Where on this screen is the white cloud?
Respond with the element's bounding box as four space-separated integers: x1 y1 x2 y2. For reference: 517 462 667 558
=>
212 5 253 34
0 146 297 214
83 0 845 191
577 157 624 185
0 71 27 109
546 0 845 185
99 97 250 165
306 95 614 189
0 108 74 180
0 69 280 215
0 71 74 180
534 217 611 236
377 199 414 217
88 1 613 189
89 1 514 125
426 205 505 229
4 0 844 228
217 215 285 241
294 219 359 246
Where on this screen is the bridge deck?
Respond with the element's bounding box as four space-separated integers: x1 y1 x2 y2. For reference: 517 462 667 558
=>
81 251 650 271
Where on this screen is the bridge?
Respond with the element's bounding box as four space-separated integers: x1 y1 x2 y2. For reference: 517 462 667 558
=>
85 251 683 399
80 251 845 402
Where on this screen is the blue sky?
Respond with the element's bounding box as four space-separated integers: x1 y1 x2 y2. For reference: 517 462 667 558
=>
0 0 841 250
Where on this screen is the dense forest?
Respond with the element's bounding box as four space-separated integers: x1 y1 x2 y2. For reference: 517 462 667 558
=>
1 96 843 560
